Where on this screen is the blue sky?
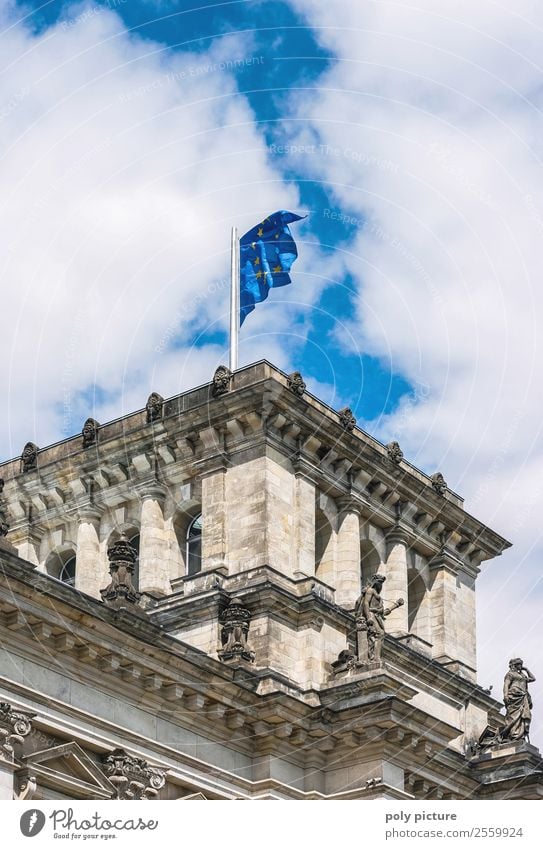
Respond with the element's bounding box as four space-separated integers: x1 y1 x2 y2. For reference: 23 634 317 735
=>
2 0 543 725
7 0 413 426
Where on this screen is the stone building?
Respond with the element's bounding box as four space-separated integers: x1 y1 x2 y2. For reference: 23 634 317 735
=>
0 360 541 800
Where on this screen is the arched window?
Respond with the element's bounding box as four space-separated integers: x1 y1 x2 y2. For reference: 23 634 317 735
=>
46 549 77 587
186 514 202 576
59 555 76 586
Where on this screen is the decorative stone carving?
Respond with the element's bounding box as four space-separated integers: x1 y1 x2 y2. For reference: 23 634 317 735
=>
15 772 38 800
477 659 536 750
331 649 357 674
355 575 404 664
338 407 357 432
211 365 232 397
0 505 8 538
146 392 164 424
100 534 140 609
101 748 166 799
218 598 255 663
0 702 34 762
431 472 447 496
287 371 306 397
0 497 17 552
82 418 100 448
386 441 404 464
21 442 38 473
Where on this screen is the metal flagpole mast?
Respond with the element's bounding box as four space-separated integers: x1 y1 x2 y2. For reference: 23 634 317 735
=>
229 226 239 372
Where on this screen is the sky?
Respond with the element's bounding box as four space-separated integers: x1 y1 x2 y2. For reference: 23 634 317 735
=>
1 0 543 743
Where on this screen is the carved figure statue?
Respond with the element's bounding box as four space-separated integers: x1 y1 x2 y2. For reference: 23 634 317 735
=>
386 441 404 464
82 418 99 448
100 535 140 609
212 365 232 397
477 658 536 750
21 442 38 473
287 371 306 397
499 659 535 743
218 598 255 662
354 575 404 663
146 392 164 424
338 407 357 432
431 472 447 496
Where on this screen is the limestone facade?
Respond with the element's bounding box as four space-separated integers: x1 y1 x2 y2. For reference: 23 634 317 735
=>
0 360 541 800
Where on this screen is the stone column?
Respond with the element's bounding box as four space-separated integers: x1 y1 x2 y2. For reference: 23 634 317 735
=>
138 484 170 596
429 553 458 664
335 499 361 608
75 508 102 598
384 529 409 635
0 759 16 800
0 703 33 800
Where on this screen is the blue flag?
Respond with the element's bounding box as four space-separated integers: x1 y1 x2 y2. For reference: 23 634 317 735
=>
239 210 304 325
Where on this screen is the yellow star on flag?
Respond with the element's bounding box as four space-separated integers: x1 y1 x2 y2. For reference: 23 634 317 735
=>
257 227 264 237
273 265 281 273
255 270 263 279
254 257 260 265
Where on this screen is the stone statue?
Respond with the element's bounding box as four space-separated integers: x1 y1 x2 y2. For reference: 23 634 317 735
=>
499 659 535 742
386 441 404 464
431 472 447 496
218 598 255 663
21 442 38 473
212 365 232 397
82 418 100 448
146 392 164 424
287 371 306 397
338 407 357 432
354 575 404 663
100 535 140 609
477 658 536 750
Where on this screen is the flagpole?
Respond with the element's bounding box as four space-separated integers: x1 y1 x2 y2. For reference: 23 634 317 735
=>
229 225 239 371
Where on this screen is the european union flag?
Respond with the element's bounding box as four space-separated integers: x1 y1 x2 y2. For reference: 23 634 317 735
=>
239 210 304 325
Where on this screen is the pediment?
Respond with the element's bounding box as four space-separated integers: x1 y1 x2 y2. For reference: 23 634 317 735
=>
181 791 209 800
23 742 115 799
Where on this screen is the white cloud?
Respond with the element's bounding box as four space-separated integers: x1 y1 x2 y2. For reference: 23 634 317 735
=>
286 0 543 737
0 1 330 457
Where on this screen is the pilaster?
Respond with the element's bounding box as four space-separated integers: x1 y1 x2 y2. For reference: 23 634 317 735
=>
74 506 103 598
137 482 170 596
335 498 361 608
384 528 409 635
429 550 460 665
